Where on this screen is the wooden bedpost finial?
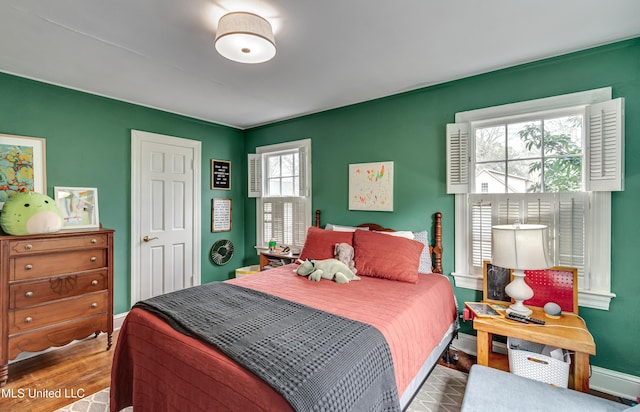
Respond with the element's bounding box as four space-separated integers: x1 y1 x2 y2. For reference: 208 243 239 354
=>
315 210 321 227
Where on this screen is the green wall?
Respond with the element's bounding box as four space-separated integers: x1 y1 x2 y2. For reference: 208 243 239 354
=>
0 73 246 315
0 37 637 377
244 38 640 376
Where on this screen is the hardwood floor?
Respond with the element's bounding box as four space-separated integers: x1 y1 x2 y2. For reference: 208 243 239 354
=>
0 331 117 412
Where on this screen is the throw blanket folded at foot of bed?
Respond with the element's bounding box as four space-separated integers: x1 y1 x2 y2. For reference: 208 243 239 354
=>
133 282 400 412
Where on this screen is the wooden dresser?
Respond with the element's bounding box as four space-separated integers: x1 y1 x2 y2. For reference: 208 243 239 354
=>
0 228 114 386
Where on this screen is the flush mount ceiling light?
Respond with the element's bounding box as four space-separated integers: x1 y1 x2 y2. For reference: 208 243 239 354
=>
215 12 276 64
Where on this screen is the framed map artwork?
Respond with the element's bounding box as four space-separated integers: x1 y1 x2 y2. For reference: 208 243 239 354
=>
0 134 46 209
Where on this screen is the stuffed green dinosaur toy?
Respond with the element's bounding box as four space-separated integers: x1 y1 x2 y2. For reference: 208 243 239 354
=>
296 258 361 284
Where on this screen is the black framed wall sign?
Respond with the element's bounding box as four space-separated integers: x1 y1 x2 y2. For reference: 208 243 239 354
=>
211 159 231 190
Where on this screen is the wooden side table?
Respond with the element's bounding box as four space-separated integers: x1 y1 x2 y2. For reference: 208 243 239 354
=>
473 305 595 393
259 251 299 271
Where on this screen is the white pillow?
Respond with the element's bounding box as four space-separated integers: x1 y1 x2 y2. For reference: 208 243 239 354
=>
325 223 369 232
374 230 415 239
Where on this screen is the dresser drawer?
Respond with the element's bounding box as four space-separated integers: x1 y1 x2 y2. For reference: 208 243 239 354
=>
9 291 108 335
8 315 108 360
9 270 108 309
8 234 109 256
11 249 107 281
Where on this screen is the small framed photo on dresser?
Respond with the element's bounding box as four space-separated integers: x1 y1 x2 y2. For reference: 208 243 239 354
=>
54 186 100 229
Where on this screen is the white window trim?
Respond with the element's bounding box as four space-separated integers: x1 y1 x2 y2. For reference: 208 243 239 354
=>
254 139 312 253
451 88 617 310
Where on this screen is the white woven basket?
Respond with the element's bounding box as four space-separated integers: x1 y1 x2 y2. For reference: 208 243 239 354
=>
507 337 571 387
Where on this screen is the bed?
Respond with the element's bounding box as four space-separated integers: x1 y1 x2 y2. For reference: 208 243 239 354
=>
110 211 457 412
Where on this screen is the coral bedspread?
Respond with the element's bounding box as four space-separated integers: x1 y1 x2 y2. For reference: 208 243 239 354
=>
110 264 457 412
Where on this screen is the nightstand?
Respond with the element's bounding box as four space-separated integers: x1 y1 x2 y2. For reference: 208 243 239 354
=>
472 305 595 393
259 251 299 271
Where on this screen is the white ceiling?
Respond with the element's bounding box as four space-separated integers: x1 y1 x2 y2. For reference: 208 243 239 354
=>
1 1 639 130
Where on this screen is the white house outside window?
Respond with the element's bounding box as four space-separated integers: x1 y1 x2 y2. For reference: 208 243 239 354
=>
447 88 624 310
249 139 312 252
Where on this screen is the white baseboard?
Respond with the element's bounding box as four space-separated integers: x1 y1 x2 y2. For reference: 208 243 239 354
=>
114 311 128 330
452 332 640 402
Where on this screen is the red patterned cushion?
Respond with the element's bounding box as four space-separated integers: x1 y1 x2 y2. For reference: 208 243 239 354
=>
353 230 424 284
299 227 354 261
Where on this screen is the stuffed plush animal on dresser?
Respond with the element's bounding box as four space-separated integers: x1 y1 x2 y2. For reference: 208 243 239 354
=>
296 258 361 283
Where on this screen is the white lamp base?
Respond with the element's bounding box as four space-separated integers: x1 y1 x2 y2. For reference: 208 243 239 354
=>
504 269 534 317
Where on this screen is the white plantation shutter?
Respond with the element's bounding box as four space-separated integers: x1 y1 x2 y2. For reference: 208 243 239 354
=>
586 98 624 192
525 197 553 228
247 153 262 198
495 197 521 226
446 123 470 194
470 198 492 269
298 145 308 196
468 193 588 281
557 193 587 287
262 197 308 249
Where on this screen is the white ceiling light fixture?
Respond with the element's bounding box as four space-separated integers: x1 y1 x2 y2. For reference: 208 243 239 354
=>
215 12 276 64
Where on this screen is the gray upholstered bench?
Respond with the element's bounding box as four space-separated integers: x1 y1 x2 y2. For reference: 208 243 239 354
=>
461 365 635 412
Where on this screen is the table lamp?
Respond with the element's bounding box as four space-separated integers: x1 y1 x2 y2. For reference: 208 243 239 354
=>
492 223 552 316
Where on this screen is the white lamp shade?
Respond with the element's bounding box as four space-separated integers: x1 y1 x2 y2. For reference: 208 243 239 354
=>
491 224 552 270
215 12 276 64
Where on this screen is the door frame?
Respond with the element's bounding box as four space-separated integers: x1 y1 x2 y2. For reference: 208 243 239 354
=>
130 129 201 306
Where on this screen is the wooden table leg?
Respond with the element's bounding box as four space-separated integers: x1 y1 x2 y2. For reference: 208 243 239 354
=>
573 351 590 393
477 330 491 366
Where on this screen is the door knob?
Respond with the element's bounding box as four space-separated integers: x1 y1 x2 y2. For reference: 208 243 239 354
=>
143 235 159 242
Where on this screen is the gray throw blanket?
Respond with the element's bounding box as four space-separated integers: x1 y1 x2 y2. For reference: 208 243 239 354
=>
134 282 400 412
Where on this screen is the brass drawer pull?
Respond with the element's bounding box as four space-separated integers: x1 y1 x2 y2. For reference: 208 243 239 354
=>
91 303 98 309
25 244 33 250
91 280 99 286
25 264 33 270
90 257 97 262
24 317 33 323
25 291 33 298
90 238 97 244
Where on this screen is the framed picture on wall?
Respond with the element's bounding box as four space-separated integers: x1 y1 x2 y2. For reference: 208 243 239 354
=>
54 187 100 229
348 161 394 211
211 198 232 232
0 134 46 209
211 159 231 190
483 260 512 305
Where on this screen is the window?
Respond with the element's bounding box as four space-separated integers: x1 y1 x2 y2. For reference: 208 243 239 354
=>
249 139 311 251
447 88 624 310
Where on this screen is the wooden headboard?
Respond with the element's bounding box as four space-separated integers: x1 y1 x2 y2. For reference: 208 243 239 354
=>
313 210 443 274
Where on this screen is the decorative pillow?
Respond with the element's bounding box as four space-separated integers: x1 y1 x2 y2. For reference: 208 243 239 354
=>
353 230 424 284
325 223 369 232
413 230 433 274
374 230 414 239
299 226 353 261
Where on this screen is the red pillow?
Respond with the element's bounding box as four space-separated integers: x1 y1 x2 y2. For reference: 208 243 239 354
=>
299 226 354 261
353 230 424 284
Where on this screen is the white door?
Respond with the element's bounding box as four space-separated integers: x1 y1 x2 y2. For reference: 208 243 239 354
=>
130 130 201 304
